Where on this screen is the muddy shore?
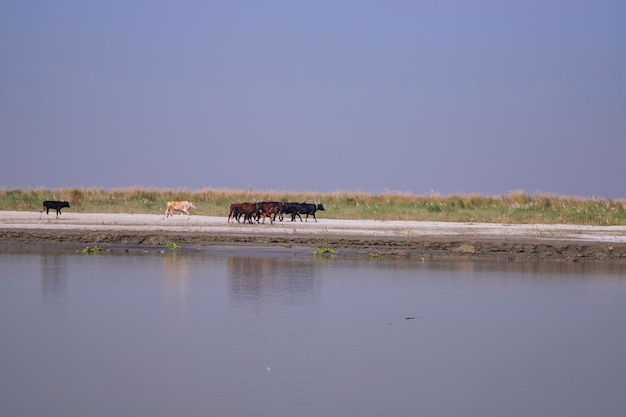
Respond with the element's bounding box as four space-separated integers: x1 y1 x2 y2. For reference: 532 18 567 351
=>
2 211 626 262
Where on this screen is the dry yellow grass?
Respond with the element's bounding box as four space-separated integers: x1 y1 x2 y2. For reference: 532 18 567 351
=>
1 187 625 225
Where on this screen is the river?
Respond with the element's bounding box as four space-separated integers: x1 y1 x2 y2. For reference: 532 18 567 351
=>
1 248 626 417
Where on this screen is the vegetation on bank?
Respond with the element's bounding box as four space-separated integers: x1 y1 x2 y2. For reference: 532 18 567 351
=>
1 187 626 226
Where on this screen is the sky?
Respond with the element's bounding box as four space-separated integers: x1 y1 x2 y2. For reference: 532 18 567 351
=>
1 1 625 198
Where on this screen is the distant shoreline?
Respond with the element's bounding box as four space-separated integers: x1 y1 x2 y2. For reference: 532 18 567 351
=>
2 188 626 226
2 211 626 262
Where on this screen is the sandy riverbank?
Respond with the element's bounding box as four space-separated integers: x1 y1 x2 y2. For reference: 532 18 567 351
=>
2 211 626 262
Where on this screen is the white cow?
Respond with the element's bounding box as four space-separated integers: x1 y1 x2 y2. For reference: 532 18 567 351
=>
163 201 196 219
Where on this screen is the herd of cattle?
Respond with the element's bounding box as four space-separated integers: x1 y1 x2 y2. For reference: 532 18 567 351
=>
228 202 325 224
38 199 325 224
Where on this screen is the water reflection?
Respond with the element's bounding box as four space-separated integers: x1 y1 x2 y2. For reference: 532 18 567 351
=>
364 257 626 275
163 253 190 292
162 253 190 308
227 256 318 308
225 255 321 391
3 249 626 417
40 253 67 305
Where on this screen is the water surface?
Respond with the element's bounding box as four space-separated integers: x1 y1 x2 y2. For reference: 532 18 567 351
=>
2 249 626 417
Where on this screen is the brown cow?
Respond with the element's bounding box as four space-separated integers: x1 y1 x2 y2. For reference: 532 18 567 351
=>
228 203 258 224
228 203 242 223
257 202 283 224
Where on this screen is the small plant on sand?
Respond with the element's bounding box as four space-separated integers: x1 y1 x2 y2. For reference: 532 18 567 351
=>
314 245 337 256
166 241 180 250
80 245 102 254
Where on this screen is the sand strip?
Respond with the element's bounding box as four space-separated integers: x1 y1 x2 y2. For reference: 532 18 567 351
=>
2 211 626 262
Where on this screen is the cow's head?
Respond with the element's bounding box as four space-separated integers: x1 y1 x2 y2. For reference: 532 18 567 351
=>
317 204 325 211
62 201 70 208
190 202 197 209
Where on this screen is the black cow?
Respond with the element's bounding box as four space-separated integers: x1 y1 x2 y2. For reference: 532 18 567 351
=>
299 202 325 222
39 200 70 219
281 202 303 222
282 202 325 222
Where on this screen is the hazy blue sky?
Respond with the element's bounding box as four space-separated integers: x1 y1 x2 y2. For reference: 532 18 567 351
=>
2 1 625 198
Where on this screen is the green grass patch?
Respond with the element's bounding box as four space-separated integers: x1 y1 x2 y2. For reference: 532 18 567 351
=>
314 245 337 256
80 245 102 254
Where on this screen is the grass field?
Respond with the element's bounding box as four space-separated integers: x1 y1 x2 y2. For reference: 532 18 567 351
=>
2 187 626 226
